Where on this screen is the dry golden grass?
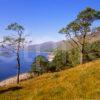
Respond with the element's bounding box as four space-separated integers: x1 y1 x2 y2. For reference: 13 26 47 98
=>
0 60 100 100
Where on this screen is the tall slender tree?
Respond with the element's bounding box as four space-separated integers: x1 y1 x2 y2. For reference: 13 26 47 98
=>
3 23 27 84
59 7 100 64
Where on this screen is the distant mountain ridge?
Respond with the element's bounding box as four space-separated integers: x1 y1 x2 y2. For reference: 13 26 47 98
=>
28 41 57 52
27 32 100 52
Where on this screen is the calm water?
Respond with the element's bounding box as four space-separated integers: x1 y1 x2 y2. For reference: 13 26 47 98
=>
0 51 48 81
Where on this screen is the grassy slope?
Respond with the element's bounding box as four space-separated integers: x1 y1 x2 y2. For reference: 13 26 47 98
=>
0 60 100 100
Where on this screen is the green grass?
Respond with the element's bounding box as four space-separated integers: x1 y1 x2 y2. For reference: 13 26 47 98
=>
0 60 100 100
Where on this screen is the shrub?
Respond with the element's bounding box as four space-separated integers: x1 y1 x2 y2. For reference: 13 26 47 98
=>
31 55 49 75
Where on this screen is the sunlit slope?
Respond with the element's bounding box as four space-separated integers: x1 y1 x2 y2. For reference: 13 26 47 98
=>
0 60 100 100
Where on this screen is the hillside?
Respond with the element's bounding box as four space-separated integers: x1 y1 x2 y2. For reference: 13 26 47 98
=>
0 60 100 100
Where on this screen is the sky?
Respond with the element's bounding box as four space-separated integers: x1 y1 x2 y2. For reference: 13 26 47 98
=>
0 0 100 44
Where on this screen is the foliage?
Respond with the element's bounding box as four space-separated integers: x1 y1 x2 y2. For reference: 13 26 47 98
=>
31 55 49 75
50 40 100 72
59 7 100 64
51 50 68 71
68 48 80 66
84 41 100 62
50 49 80 71
2 22 28 84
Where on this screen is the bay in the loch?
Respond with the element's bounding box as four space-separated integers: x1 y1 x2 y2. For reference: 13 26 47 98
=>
0 51 48 81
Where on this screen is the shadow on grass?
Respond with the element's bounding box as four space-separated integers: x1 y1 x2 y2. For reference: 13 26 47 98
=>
0 86 23 94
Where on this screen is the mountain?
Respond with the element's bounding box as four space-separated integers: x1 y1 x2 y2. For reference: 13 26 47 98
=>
27 31 100 52
28 41 57 52
0 60 100 99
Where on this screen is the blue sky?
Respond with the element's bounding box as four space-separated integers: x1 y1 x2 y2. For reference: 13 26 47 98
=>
0 0 100 44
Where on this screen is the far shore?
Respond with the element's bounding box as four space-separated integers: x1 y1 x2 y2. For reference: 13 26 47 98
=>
0 73 31 87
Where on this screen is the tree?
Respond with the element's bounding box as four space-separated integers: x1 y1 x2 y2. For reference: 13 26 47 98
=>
68 48 80 67
2 23 27 84
51 49 80 71
59 7 100 64
84 40 100 62
51 50 69 71
31 55 49 75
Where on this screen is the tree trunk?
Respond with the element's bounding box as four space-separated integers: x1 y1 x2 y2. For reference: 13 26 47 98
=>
80 51 83 64
80 46 85 64
17 53 20 84
80 34 86 64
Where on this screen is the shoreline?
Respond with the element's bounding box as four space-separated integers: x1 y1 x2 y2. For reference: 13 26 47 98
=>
0 73 31 87
0 52 53 87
